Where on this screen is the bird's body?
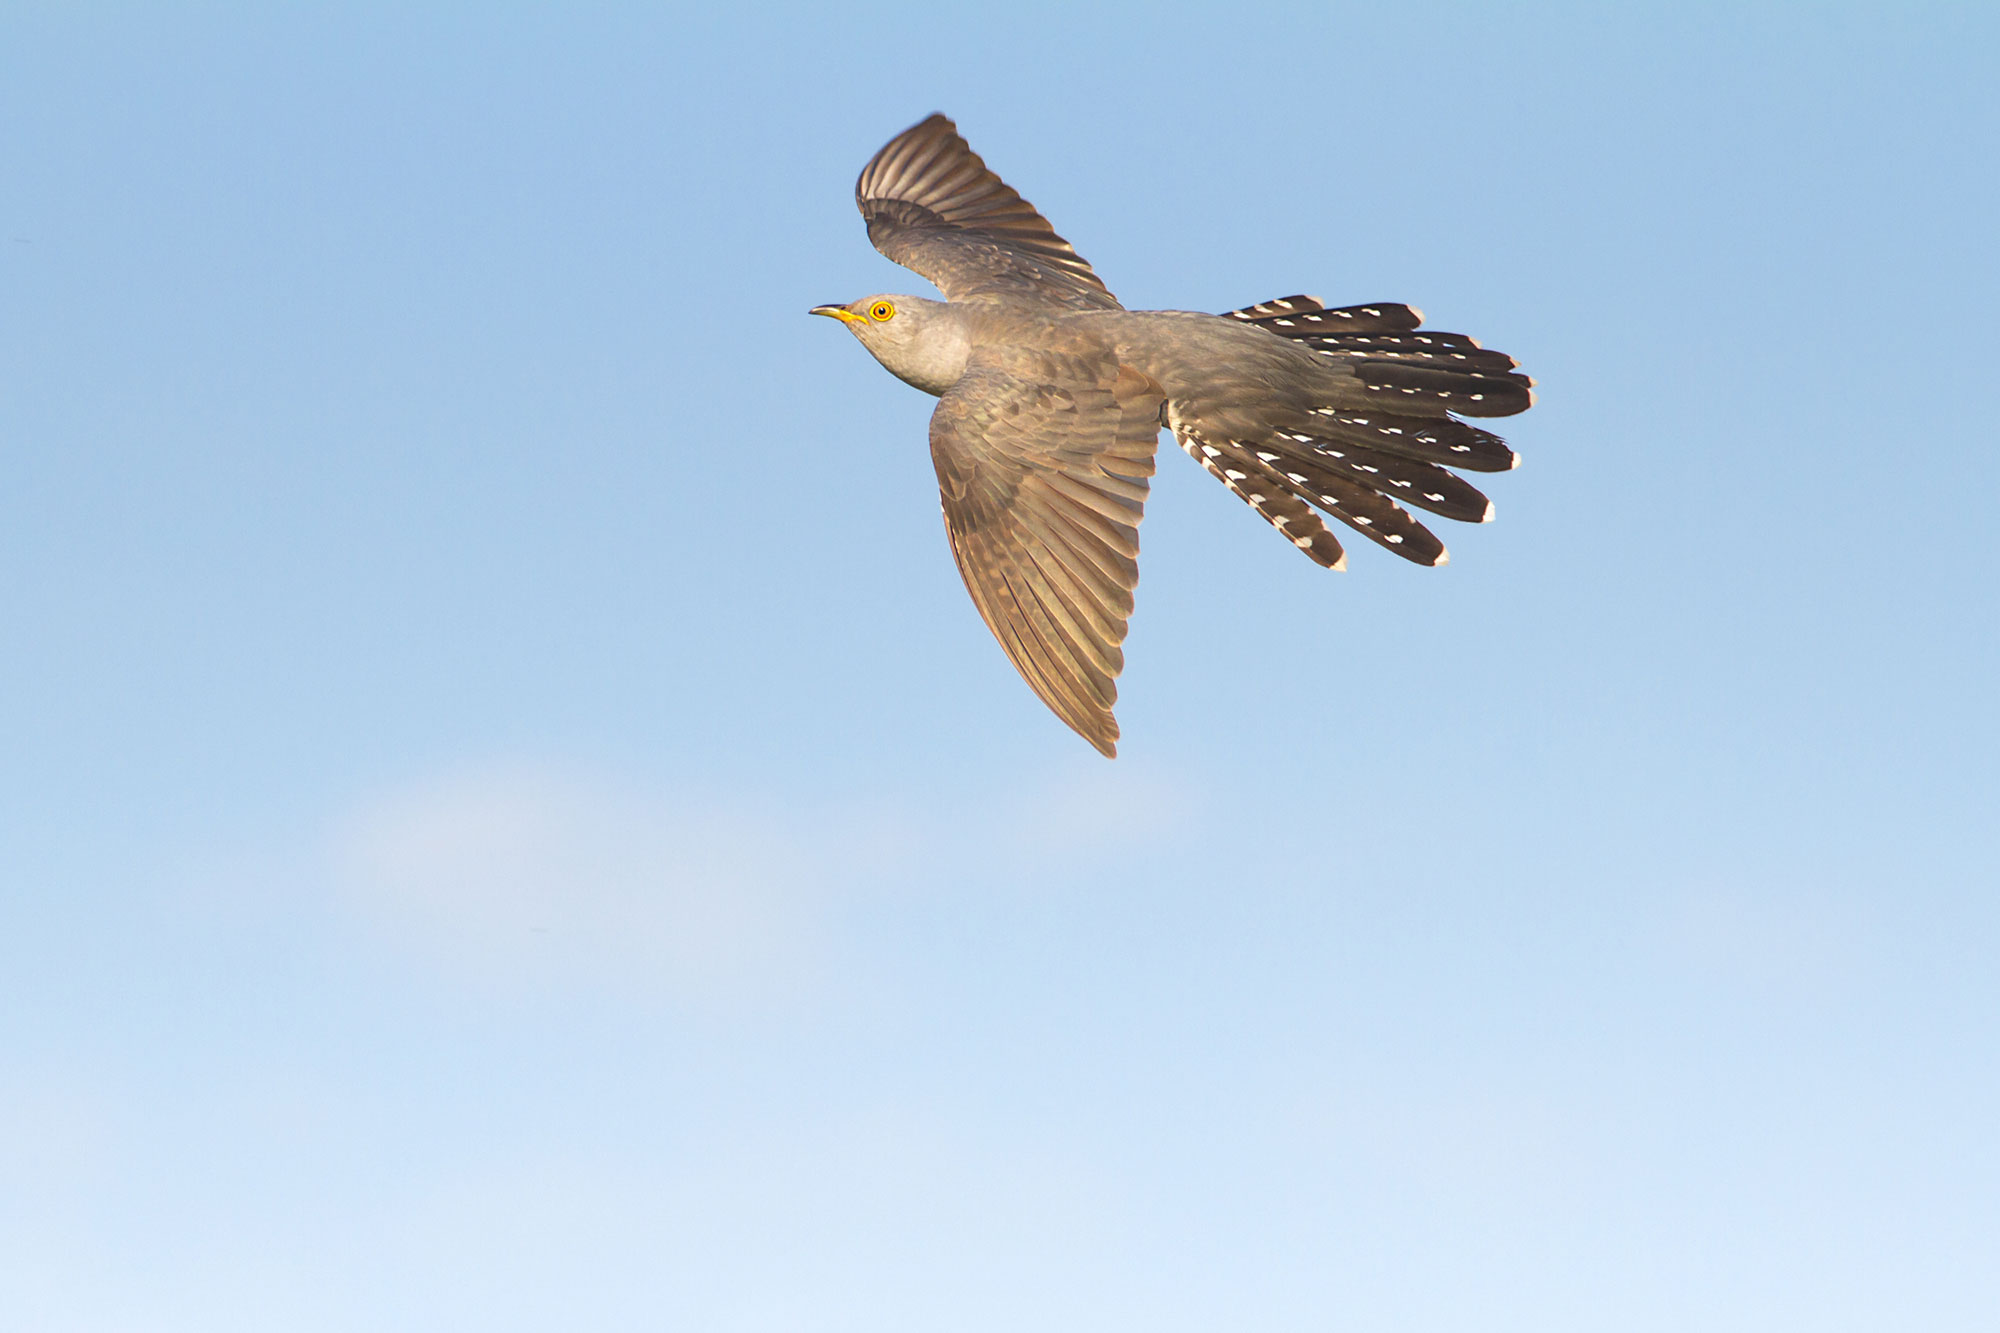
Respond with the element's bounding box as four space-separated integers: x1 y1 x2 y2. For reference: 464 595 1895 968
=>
854 298 1338 411
816 115 1533 756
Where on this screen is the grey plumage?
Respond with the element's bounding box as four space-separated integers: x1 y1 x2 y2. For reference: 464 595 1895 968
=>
815 114 1534 756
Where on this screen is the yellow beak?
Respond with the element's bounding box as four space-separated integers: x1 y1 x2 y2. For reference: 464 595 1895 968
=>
810 304 868 327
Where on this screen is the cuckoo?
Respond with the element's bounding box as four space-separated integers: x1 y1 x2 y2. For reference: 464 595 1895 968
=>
814 114 1534 757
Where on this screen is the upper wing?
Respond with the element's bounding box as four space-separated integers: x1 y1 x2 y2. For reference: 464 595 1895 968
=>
857 114 1123 312
929 349 1163 755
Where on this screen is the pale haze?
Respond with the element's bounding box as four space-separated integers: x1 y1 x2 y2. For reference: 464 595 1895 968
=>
3 5 1996 1331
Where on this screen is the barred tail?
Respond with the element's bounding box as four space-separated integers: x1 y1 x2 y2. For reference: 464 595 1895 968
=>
1185 294 1535 569
1176 431 1351 570
1181 428 1452 568
1226 294 1536 417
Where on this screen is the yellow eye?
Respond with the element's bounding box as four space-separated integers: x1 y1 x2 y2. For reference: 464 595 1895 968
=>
869 301 896 322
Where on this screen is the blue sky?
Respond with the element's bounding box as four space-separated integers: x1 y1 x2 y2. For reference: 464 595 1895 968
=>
3 4 1996 1330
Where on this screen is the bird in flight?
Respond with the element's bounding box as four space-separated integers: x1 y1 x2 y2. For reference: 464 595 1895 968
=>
815 114 1533 756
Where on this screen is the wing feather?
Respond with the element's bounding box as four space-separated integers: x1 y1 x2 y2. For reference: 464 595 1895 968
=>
930 357 1163 755
858 114 1122 311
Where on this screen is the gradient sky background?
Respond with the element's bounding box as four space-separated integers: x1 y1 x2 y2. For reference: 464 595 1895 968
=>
4 4 1997 1331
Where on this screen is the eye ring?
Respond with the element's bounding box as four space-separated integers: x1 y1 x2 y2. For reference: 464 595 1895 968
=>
869 301 896 322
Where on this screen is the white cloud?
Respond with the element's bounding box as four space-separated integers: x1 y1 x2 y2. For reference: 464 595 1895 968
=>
330 761 914 1001
323 756 1193 1002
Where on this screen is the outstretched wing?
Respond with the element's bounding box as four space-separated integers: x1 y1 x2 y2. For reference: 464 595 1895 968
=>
857 113 1122 312
930 349 1163 755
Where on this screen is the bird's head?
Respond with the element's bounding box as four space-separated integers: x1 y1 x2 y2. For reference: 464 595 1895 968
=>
810 294 968 396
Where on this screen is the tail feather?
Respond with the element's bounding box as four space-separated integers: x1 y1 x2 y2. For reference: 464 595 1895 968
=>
1258 435 1493 524
1302 331 1522 374
1237 446 1449 566
1180 427 1449 570
1226 297 1426 334
1222 294 1325 321
1189 294 1531 571
1174 431 1348 570
1305 470 1448 566
1231 294 1533 415
1297 408 1520 473
1355 360 1534 417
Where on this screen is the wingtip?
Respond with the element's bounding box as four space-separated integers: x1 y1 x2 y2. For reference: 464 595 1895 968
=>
1433 546 1451 567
